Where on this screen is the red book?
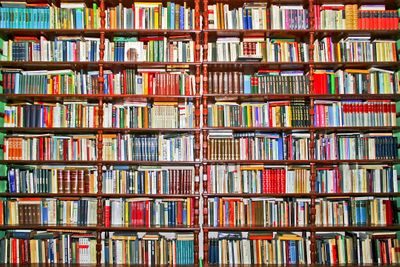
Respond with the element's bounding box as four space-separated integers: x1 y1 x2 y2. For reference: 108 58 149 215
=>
104 201 110 227
185 74 190 96
39 137 44 161
384 200 393 225
281 169 286 193
145 200 151 227
332 240 338 264
262 169 268 193
177 201 183 225
190 198 195 225
12 238 17 263
175 74 180 95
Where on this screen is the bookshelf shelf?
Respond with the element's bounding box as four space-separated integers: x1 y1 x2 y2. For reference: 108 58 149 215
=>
204 126 400 133
0 61 201 69
0 127 201 134
0 225 99 230
203 159 400 165
203 226 312 231
312 61 400 69
99 226 201 232
0 193 99 198
0 94 201 102
203 225 400 231
101 160 200 166
0 193 201 198
204 94 400 101
203 192 400 198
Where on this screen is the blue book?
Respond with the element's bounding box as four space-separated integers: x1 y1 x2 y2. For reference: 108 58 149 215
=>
76 8 84 29
170 2 175 29
179 6 184 29
243 9 248 30
8 169 15 192
41 201 48 224
182 202 187 224
277 137 284 160
248 9 252 29
289 240 297 264
243 74 251 94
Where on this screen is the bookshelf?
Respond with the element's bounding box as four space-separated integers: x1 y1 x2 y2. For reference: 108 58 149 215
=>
0 0 398 265
202 0 400 265
0 0 201 264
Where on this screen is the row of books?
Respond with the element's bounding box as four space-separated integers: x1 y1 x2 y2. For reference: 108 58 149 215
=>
105 36 194 62
0 230 97 264
207 197 310 227
1 36 196 62
208 70 309 95
208 132 311 161
208 232 310 265
207 197 397 227
316 164 398 194
315 4 400 30
103 69 196 95
7 167 98 194
207 165 310 194
3 102 101 128
4 101 195 129
1 198 97 226
1 69 197 96
314 37 398 62
208 132 397 161
4 133 195 161
207 38 309 62
2 36 100 62
315 133 398 160
106 2 195 30
209 231 400 265
208 68 400 95
104 198 194 227
314 100 397 127
4 134 98 161
102 166 194 195
208 3 308 30
102 134 194 161
0 230 195 264
316 232 400 265
314 68 400 95
206 164 398 194
0 1 196 30
1 69 101 95
0 2 100 29
103 102 194 129
315 197 397 226
102 232 195 265
207 101 310 128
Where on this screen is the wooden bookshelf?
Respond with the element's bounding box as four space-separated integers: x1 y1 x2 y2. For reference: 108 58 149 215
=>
202 0 400 265
0 0 399 265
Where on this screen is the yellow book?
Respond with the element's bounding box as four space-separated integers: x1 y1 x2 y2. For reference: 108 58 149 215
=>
240 165 264 171
144 171 149 193
187 197 191 225
278 234 303 241
143 73 149 95
124 201 129 226
334 42 340 62
154 5 160 29
345 69 370 74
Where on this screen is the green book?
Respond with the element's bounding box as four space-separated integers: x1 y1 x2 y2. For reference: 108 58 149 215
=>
167 2 171 29
112 37 138 42
93 3 98 29
0 165 6 177
0 180 6 192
